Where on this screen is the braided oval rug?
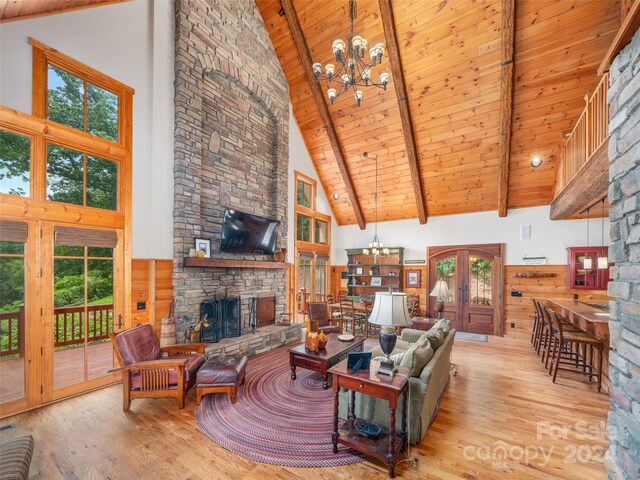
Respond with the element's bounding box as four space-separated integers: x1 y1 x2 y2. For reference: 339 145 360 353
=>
195 345 368 467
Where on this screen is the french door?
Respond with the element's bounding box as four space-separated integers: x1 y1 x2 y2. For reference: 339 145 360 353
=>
296 251 328 314
0 219 125 416
42 222 125 402
428 244 504 336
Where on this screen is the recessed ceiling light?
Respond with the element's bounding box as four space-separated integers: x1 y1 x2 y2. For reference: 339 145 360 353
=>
332 193 340 200
530 156 543 168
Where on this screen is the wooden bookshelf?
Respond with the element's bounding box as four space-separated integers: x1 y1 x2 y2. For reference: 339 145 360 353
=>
346 247 404 299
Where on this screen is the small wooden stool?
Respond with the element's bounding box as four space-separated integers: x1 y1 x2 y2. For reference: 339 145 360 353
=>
196 355 248 404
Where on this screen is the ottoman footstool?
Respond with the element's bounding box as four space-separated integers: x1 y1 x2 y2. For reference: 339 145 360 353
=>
196 354 248 405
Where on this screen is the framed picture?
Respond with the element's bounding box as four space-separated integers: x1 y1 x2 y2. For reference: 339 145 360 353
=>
347 351 372 373
371 276 382 287
405 270 421 288
195 238 211 258
356 267 364 275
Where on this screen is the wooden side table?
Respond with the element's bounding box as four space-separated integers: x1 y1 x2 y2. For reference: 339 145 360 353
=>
329 359 410 478
410 316 438 330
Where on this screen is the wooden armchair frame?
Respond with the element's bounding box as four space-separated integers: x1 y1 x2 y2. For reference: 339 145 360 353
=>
307 302 343 334
109 330 207 411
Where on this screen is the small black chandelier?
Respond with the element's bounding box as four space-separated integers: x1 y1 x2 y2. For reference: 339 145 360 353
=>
312 0 390 106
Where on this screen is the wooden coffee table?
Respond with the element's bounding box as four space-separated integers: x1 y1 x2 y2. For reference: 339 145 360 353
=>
289 334 365 389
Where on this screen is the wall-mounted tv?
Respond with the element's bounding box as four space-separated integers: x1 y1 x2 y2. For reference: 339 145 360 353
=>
220 209 280 255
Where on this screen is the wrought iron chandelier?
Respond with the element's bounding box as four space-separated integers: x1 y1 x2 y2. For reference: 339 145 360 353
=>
312 0 390 107
362 152 389 256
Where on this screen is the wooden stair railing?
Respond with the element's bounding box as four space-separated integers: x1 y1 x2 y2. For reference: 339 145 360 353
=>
550 73 610 220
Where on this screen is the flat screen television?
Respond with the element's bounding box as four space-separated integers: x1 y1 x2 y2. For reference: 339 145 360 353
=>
220 209 280 255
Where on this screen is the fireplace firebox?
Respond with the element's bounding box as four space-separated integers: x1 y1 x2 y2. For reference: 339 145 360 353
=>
199 298 241 343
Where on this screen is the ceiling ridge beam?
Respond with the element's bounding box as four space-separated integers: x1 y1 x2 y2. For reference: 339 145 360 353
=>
498 0 515 217
378 0 428 224
280 0 366 230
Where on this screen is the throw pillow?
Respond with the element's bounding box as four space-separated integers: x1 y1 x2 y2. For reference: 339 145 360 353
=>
390 352 405 366
400 342 434 377
433 318 451 335
424 326 446 350
415 332 431 348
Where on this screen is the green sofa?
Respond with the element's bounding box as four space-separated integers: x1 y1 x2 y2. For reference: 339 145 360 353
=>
338 322 455 444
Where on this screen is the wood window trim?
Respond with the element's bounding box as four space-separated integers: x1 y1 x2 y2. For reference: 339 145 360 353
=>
295 171 316 211
29 37 134 149
0 40 133 415
293 171 332 304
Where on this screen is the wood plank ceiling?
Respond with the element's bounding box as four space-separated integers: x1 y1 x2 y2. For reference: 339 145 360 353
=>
257 0 620 226
0 0 124 22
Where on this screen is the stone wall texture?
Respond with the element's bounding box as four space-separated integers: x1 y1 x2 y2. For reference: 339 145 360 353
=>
173 0 289 340
605 26 640 480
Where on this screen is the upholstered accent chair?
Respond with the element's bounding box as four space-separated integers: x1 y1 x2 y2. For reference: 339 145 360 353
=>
109 324 206 411
307 302 343 334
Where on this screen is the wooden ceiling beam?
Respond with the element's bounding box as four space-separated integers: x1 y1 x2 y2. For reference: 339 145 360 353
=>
498 0 515 217
378 0 428 225
280 0 366 230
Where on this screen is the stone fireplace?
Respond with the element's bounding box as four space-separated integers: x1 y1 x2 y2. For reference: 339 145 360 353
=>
605 27 640 480
172 0 290 344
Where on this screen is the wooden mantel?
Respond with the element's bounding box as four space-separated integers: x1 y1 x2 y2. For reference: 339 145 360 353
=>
183 257 291 269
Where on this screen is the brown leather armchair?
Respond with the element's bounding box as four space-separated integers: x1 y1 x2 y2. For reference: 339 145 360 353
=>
307 302 342 334
109 324 207 411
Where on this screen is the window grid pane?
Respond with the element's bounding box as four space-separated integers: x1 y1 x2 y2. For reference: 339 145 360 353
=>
48 65 84 132
47 144 83 206
47 65 119 143
0 129 31 197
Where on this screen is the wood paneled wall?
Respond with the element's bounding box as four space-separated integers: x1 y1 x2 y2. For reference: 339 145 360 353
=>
402 265 428 317
331 263 609 337
131 259 173 338
504 265 609 340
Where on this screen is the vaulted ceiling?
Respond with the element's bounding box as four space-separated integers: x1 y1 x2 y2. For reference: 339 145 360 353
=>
257 0 620 227
0 0 123 22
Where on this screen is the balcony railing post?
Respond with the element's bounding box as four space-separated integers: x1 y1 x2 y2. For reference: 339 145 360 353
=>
18 303 25 358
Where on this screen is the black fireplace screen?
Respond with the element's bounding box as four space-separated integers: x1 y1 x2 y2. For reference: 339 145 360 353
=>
199 298 241 343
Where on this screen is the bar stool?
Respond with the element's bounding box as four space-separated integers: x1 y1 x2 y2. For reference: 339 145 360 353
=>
546 307 604 392
536 301 583 369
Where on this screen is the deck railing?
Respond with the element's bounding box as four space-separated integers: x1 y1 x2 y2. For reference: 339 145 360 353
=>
0 304 113 357
557 73 609 194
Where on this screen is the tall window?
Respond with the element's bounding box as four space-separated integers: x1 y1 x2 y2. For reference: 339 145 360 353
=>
0 38 133 416
294 172 331 313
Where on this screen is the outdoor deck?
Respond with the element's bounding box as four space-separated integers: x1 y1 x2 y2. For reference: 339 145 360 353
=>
0 342 114 404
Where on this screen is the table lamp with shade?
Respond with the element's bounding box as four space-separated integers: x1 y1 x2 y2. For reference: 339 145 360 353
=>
429 280 450 320
368 292 410 376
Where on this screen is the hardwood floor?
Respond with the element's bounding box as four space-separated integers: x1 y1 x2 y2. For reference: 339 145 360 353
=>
0 336 609 479
0 342 114 404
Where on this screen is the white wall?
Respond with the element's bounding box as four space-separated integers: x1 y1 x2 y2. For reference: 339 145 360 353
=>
287 106 339 261
332 205 610 265
0 0 175 258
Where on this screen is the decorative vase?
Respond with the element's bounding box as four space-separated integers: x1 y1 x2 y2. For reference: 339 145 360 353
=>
318 337 328 349
306 334 320 352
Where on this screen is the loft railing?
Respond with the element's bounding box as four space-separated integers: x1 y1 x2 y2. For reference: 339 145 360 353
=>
0 303 113 358
557 72 609 194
